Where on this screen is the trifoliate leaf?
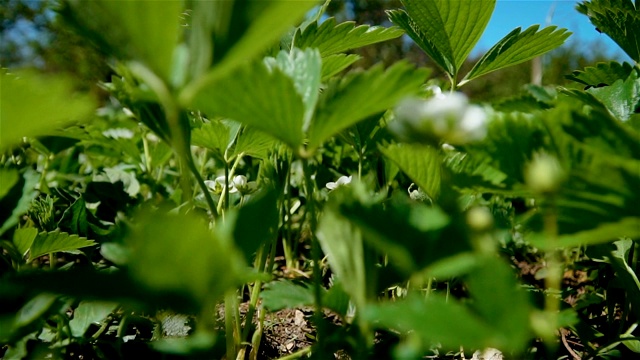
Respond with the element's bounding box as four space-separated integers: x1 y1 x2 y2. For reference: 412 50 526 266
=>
389 0 495 76
463 25 571 84
293 17 404 57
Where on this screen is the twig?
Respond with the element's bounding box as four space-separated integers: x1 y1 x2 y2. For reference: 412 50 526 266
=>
561 329 581 360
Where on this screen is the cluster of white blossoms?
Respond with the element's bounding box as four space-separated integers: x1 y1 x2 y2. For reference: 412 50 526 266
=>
205 175 257 196
391 89 488 145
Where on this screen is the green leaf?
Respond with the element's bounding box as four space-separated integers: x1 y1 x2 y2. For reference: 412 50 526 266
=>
64 0 182 80
317 210 367 308
470 111 547 184
338 191 461 276
126 209 244 306
293 17 404 57
363 295 495 351
565 61 635 87
530 217 640 250
308 63 429 150
0 70 96 149
463 25 571 84
388 0 495 76
261 280 315 312
58 197 90 237
587 71 640 121
182 1 318 98
231 126 278 160
465 258 533 352
191 119 240 156
0 169 19 199
28 231 96 261
69 301 118 337
321 54 361 81
444 151 508 191
13 228 38 258
265 49 322 130
0 169 39 236
231 188 279 263
211 2 318 76
610 239 640 319
379 143 441 200
577 0 640 62
14 294 58 328
187 59 305 149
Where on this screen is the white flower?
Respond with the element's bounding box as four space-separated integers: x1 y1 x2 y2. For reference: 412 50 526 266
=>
408 183 432 203
326 175 352 190
231 175 258 195
391 92 488 145
206 175 257 195
102 128 134 139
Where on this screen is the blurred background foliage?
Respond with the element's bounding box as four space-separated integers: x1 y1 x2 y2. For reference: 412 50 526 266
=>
1 0 612 103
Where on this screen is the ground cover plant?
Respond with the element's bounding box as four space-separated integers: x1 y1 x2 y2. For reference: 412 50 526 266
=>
1 0 639 359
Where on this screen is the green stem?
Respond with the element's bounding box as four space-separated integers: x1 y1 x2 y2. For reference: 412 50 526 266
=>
186 153 218 218
543 199 561 350
301 158 325 354
49 252 56 269
277 346 312 360
225 290 238 360
216 153 244 215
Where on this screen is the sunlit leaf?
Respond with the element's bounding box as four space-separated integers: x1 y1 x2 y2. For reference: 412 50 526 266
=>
463 25 571 84
577 0 640 62
182 1 318 97
28 231 96 261
265 48 322 130
187 59 305 149
293 17 404 57
388 0 495 76
308 62 429 150
1 70 96 149
321 54 361 80
379 143 441 199
13 228 38 258
587 71 640 121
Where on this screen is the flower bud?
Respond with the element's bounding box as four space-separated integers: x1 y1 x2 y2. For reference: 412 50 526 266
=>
525 153 565 194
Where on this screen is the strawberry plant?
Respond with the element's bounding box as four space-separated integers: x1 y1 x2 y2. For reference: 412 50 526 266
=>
1 0 639 359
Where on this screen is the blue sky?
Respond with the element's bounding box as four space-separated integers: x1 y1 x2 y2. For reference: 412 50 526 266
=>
475 0 631 60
